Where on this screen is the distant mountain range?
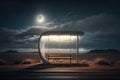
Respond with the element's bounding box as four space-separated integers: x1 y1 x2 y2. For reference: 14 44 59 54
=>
87 49 120 54
0 49 120 54
0 50 19 54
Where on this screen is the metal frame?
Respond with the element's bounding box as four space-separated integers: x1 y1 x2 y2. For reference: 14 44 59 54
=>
38 30 84 64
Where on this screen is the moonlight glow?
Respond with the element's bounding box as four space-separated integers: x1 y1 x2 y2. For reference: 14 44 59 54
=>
37 15 45 23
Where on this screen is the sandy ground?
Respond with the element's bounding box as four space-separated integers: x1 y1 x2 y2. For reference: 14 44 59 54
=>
0 63 120 71
0 63 40 70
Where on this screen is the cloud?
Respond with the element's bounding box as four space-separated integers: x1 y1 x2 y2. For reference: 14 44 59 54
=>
0 28 19 47
0 27 48 51
0 13 120 51
57 13 120 50
58 13 119 32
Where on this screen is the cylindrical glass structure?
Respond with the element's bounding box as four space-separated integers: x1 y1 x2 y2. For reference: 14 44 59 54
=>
38 31 84 64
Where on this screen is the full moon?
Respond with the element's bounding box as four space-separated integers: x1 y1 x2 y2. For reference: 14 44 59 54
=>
37 15 45 23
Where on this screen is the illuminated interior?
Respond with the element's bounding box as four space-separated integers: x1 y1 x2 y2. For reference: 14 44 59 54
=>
38 31 84 64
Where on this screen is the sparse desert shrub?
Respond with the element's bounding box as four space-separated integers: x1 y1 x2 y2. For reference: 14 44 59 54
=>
94 58 111 66
80 60 88 64
34 60 42 63
110 61 114 66
0 59 6 65
22 59 34 64
116 60 120 65
14 60 22 64
79 60 90 66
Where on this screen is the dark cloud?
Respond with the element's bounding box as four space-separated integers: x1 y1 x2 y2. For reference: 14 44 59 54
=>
0 27 48 51
16 27 48 38
0 28 19 47
0 13 120 51
58 13 119 32
0 0 120 52
57 13 120 50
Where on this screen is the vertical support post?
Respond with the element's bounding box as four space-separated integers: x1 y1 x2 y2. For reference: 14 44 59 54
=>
76 34 79 64
47 54 49 62
59 35 61 53
70 54 71 64
70 34 71 64
48 35 49 61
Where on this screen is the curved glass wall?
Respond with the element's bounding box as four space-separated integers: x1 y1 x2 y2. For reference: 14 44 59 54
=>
39 34 81 63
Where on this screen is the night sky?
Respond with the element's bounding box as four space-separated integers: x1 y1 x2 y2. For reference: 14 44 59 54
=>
0 0 120 52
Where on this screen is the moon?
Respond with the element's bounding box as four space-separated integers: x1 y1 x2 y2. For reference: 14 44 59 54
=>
37 15 45 23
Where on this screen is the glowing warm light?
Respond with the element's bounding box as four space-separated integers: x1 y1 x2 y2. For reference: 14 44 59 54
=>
40 35 79 55
41 35 77 42
36 15 45 23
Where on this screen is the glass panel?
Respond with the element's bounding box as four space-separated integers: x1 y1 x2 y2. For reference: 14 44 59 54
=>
40 34 81 63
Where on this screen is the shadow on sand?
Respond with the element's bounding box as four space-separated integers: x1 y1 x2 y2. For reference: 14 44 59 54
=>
20 63 89 71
